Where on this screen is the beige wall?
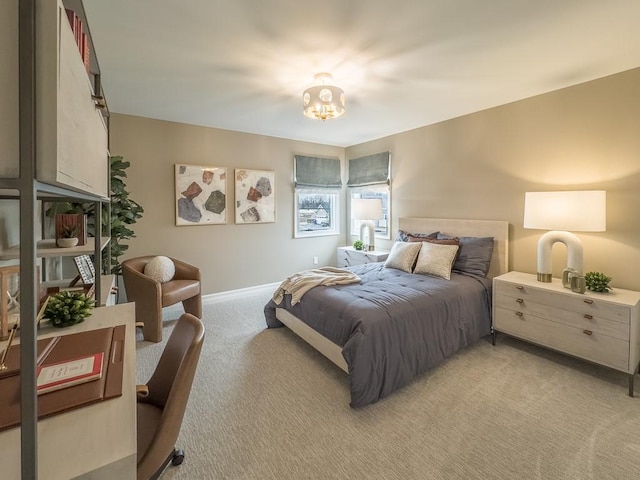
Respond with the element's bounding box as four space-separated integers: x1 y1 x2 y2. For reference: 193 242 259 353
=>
347 67 640 291
111 66 640 294
109 115 345 294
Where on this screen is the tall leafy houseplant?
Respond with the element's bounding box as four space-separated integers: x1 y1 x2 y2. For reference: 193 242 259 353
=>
46 156 144 274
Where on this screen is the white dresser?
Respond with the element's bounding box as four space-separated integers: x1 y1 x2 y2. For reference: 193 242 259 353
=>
493 271 640 395
337 246 389 267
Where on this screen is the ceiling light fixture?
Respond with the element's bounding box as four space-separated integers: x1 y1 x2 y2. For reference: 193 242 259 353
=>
302 73 345 121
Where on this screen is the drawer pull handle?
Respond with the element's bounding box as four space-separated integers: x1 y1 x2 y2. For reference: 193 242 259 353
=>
584 314 593 320
516 298 524 304
583 329 593 336
583 299 594 305
515 285 524 290
515 311 523 317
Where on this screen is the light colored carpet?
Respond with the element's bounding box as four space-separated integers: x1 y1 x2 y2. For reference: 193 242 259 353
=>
136 286 640 480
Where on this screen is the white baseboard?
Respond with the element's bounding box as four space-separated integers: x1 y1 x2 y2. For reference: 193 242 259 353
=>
201 282 279 305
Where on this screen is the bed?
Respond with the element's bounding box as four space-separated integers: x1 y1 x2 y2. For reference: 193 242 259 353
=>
264 218 509 407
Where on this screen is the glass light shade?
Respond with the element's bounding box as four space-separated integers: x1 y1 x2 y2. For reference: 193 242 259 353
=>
351 198 383 220
523 190 606 232
303 73 345 121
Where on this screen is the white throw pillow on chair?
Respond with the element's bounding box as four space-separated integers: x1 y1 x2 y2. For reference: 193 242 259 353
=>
144 256 175 283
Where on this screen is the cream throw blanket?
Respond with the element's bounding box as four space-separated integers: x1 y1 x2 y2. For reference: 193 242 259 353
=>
272 267 361 306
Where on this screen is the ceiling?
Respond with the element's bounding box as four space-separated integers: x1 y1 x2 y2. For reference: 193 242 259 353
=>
83 0 640 148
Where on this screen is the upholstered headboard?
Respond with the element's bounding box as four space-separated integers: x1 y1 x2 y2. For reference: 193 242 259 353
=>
398 218 509 279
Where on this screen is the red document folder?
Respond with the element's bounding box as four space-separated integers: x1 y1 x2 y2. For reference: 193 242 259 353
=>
0 325 125 432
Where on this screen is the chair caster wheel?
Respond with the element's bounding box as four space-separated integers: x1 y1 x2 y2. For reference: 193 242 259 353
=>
172 450 185 466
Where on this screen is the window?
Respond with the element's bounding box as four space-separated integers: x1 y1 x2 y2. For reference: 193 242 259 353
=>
295 189 340 237
347 152 391 240
294 155 342 238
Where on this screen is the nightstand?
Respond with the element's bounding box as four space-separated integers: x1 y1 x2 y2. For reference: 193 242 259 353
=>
493 271 640 396
337 246 389 267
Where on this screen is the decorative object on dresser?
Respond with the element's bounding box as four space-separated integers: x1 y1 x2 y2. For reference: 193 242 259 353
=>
523 190 606 282
584 271 612 293
352 240 364 251
337 246 389 268
492 271 640 396
351 198 383 251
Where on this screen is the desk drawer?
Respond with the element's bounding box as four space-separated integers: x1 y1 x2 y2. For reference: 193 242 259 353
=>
494 306 630 372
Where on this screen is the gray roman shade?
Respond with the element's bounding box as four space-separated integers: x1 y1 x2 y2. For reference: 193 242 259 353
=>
294 155 342 188
347 152 390 187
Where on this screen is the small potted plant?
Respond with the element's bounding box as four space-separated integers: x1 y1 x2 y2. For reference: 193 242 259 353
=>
56 224 80 248
44 291 94 328
353 240 364 251
584 271 612 293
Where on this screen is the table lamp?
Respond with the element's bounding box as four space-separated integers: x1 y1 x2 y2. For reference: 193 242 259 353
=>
352 198 383 251
523 190 606 282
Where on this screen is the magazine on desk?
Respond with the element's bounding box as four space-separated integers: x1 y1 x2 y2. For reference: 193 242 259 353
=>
36 352 104 395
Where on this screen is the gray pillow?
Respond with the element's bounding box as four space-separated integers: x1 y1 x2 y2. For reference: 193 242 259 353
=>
437 233 494 277
395 229 438 242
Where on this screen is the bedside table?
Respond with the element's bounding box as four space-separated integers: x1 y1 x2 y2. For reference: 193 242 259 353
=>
493 271 640 396
337 246 389 268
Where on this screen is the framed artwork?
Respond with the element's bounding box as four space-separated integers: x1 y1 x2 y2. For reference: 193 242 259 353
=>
175 164 227 226
74 255 95 284
235 169 276 224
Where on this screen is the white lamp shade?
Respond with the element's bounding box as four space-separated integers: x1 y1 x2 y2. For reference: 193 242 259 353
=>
523 190 606 232
352 198 383 220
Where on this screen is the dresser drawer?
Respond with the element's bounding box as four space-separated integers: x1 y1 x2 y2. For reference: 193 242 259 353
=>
494 280 630 325
494 293 630 340
337 247 388 267
494 306 630 371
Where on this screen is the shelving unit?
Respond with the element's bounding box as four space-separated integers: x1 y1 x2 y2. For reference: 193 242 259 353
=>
0 1 111 477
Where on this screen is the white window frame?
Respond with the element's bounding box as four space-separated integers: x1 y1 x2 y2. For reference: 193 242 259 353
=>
349 185 391 240
294 188 340 238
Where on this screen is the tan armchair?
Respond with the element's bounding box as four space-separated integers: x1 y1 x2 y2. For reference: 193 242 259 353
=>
137 313 205 480
122 256 202 343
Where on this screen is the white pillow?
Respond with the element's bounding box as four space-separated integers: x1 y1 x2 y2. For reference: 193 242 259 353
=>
144 256 175 283
384 242 422 273
413 242 459 280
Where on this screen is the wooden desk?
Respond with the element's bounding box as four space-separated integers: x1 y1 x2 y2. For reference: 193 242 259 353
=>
0 303 136 480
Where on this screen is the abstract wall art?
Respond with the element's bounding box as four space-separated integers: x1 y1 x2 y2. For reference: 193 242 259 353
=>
234 169 276 224
175 164 227 225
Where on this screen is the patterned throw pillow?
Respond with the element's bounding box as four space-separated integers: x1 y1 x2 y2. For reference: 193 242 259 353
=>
413 242 460 280
143 256 175 283
395 230 438 242
384 242 422 273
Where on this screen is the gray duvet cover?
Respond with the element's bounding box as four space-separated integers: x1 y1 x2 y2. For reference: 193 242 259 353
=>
264 262 492 408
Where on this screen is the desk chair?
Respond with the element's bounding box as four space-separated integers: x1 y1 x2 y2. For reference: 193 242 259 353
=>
136 313 205 480
122 256 202 343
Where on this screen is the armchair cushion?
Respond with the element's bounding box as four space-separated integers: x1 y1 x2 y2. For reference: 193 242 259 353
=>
144 256 175 283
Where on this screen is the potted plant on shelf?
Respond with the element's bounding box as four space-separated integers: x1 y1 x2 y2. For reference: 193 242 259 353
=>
43 291 94 328
56 224 81 248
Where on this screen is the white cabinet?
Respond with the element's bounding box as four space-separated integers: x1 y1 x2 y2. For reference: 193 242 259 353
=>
337 246 389 267
493 271 640 395
34 0 108 197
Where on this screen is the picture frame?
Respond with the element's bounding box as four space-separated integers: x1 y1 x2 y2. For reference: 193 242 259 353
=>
74 255 95 285
175 164 227 226
234 169 276 224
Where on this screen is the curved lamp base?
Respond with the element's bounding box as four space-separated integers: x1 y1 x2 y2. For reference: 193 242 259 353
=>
536 230 583 282
359 221 376 251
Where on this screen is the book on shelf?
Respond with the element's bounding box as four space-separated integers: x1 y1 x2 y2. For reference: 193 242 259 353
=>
36 351 104 395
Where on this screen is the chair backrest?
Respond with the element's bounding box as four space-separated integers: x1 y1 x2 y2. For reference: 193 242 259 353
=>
137 313 205 476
